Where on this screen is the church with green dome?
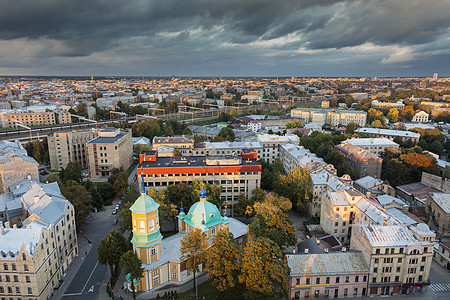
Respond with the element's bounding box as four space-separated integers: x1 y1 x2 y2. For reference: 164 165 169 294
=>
128 180 248 293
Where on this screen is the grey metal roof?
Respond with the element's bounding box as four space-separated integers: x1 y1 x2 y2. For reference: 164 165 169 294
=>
87 132 128 144
286 252 369 276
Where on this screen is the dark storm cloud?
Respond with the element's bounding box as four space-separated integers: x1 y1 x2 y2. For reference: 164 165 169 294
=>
0 0 448 75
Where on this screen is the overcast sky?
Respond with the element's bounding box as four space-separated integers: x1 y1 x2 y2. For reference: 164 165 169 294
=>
0 0 449 77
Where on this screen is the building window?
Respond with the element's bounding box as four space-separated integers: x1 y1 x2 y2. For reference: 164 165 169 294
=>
5 275 9 282
306 278 310 285
24 264 28 271
139 221 145 232
22 254 26 260
335 277 340 283
345 276 349 283
151 247 156 256
355 276 359 282
28 287 32 294
153 269 158 276
8 287 12 293
316 278 320 284
13 276 18 282
172 272 177 279
16 287 20 293
344 288 348 296
153 277 159 286
398 258 402 263
353 288 358 295
26 276 30 283
374 258 379 263
363 275 367 282
3 264 7 271
326 277 330 284
211 227 216 235
372 277 376 283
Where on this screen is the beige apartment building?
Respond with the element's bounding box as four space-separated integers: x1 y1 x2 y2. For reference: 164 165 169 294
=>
290 108 367 127
0 220 59 300
351 224 435 296
86 128 133 178
427 193 450 237
1 111 56 128
48 129 99 171
55 111 72 124
152 136 194 150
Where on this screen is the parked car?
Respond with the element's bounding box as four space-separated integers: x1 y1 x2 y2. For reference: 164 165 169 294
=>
112 219 118 225
118 200 122 205
115 205 120 210
112 209 118 215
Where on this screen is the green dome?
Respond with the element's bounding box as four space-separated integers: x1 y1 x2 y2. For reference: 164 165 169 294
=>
130 193 160 214
184 200 223 229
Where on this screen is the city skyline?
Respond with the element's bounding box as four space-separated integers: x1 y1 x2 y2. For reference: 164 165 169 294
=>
0 0 449 77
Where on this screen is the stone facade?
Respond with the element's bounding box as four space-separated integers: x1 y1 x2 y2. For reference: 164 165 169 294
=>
0 156 38 193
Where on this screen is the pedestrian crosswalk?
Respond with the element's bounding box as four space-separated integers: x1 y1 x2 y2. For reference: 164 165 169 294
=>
430 283 450 292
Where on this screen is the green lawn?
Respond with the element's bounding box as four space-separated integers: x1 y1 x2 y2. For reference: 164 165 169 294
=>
294 101 321 108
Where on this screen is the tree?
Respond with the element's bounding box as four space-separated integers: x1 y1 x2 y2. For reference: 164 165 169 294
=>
345 121 358 134
167 183 195 209
97 230 128 278
124 185 140 204
286 119 303 129
135 144 151 153
372 119 383 128
273 168 312 212
61 180 93 226
97 182 115 206
60 161 83 184
191 180 222 207
234 188 267 217
217 127 235 142
120 250 144 300
182 127 193 135
31 140 45 163
387 108 399 123
238 237 289 298
75 103 88 118
429 140 444 156
367 108 384 123
118 202 133 233
113 171 129 195
400 105 415 121
180 228 208 300
206 228 240 294
249 201 296 249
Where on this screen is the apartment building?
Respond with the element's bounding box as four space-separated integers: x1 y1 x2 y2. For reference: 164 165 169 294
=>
371 100 405 109
256 134 299 163
0 179 78 299
1 111 56 128
434 242 450 271
355 128 420 143
286 252 369 299
189 141 263 158
48 129 99 171
0 141 38 193
320 188 399 244
86 128 133 178
137 151 261 209
335 143 382 179
350 224 435 296
345 138 399 156
55 111 71 124
0 220 59 300
354 176 395 198
279 143 327 173
426 193 450 237
152 136 194 151
290 108 367 127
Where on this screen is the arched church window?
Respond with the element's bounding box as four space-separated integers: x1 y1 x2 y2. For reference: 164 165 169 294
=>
139 221 145 232
148 219 154 231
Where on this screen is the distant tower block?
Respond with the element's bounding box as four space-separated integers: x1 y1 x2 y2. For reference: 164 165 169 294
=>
433 73 438 81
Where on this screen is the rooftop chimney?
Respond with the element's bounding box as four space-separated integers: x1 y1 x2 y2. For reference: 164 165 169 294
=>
304 248 309 254
34 195 39 204
342 247 347 252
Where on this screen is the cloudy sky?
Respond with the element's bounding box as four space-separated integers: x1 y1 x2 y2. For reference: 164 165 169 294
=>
0 0 449 77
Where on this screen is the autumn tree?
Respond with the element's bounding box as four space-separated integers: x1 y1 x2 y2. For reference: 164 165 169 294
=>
249 200 296 250
191 180 222 207
206 228 240 294
31 140 45 163
372 119 383 128
400 105 415 121
387 108 399 123
120 250 144 300
234 188 267 217
61 180 93 226
286 119 303 129
238 237 289 298
367 108 384 123
273 168 312 212
180 228 208 300
75 103 88 118
97 230 128 277
148 187 178 230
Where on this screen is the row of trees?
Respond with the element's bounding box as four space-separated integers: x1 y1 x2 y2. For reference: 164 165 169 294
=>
47 162 128 226
181 191 294 299
131 118 192 140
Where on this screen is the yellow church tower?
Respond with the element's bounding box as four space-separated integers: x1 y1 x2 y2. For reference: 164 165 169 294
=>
130 175 163 266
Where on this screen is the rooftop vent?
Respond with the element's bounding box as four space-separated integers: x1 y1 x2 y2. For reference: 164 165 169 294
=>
304 248 309 254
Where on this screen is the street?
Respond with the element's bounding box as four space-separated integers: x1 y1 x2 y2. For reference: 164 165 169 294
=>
53 197 120 300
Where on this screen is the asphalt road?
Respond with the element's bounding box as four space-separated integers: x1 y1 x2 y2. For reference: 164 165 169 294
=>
61 205 119 300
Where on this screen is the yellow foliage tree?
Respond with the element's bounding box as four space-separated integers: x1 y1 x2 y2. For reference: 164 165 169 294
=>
180 228 208 299
206 228 240 293
238 237 289 298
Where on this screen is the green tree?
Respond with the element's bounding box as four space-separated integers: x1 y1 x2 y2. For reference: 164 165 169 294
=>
206 228 240 294
345 121 358 134
182 127 193 135
429 140 444 156
97 230 128 277
118 202 133 233
238 237 289 298
97 182 115 205
113 171 129 195
167 183 195 209
217 127 235 142
60 161 83 184
180 228 208 300
75 103 88 118
120 250 144 300
273 168 312 212
61 180 93 226
286 119 303 129
124 185 140 204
